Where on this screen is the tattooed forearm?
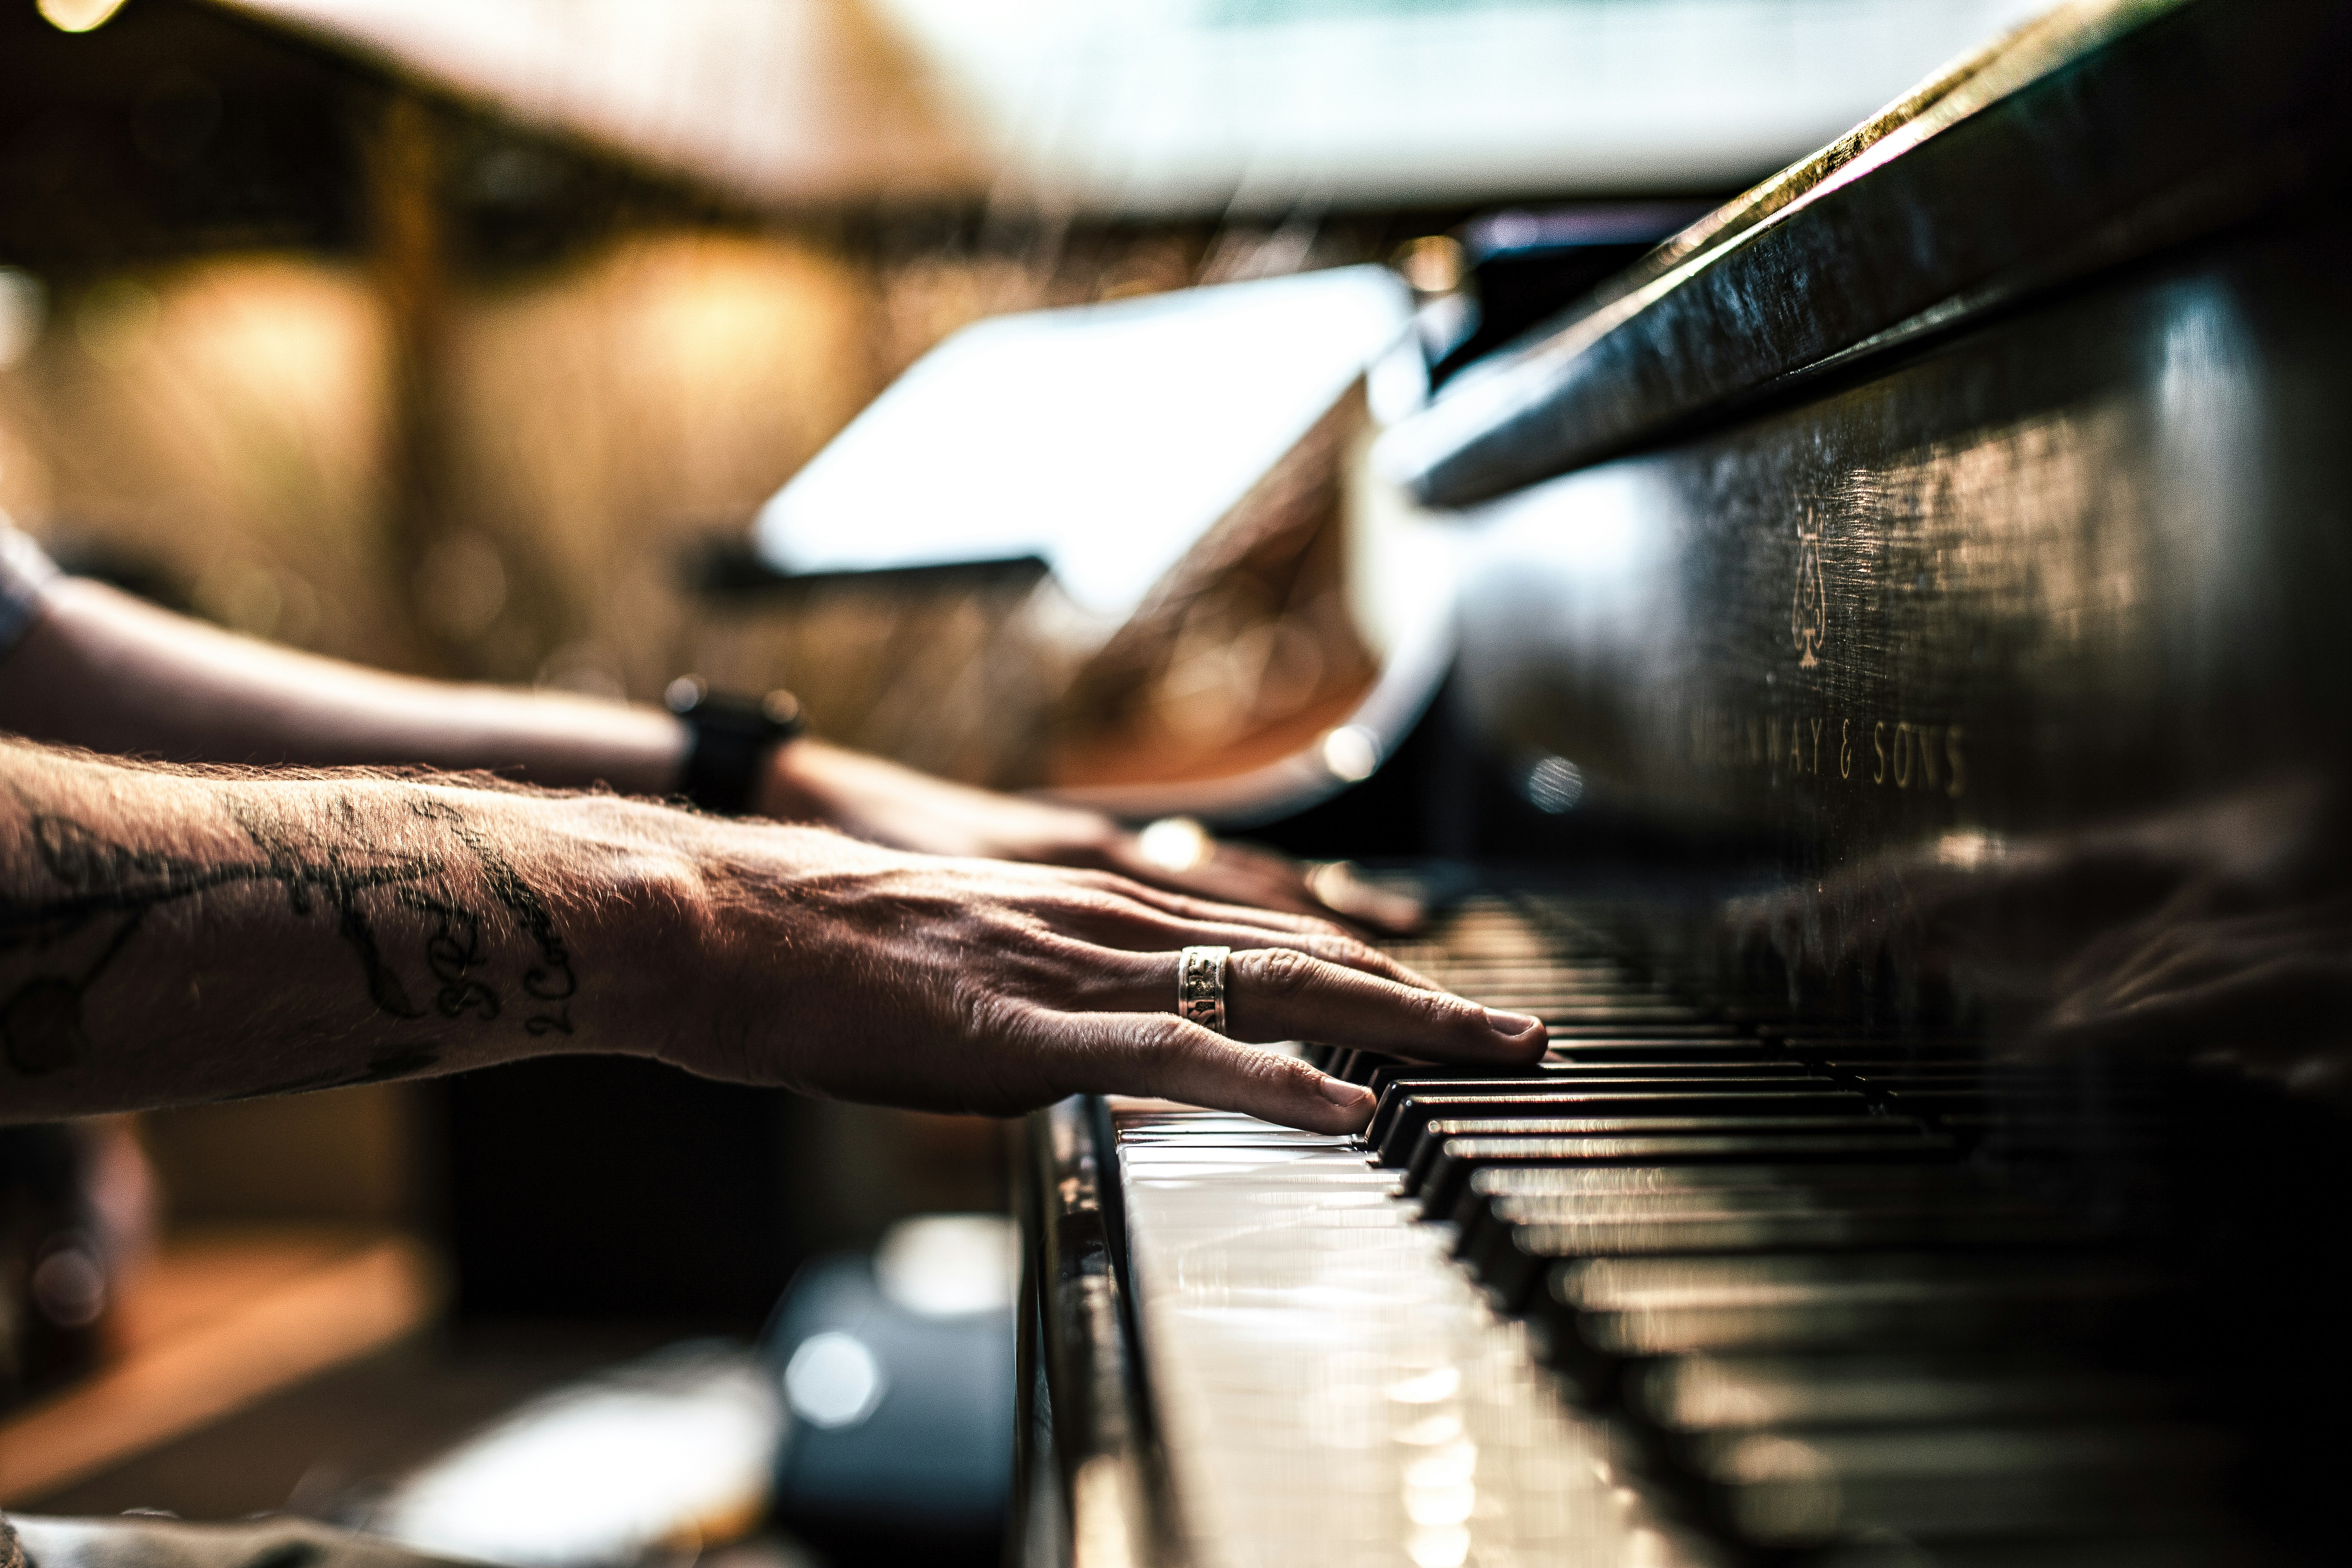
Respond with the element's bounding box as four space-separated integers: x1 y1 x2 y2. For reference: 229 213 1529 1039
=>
2 775 583 1088
413 796 577 1035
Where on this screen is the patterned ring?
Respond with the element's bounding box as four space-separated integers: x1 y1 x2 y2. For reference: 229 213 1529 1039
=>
1176 945 1232 1037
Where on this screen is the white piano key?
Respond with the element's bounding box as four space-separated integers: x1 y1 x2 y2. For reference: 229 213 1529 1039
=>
1115 1104 1723 1568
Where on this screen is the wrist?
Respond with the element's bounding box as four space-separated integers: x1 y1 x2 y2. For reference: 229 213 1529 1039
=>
665 680 803 815
514 790 720 1060
753 734 842 822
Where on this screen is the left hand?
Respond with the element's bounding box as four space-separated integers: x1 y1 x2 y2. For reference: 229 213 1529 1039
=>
755 739 1421 933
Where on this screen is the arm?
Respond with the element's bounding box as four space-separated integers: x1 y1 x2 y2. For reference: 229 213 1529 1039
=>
0 738 1540 1129
0 579 1412 926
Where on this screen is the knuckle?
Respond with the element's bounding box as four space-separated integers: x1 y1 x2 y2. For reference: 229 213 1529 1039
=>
1128 1014 1199 1058
1248 945 1319 998
954 982 1021 1041
1423 987 1479 1027
1262 1050 1325 1097
1305 931 1380 969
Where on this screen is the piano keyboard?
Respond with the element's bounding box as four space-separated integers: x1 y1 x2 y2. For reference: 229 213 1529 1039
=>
1105 896 2299 1568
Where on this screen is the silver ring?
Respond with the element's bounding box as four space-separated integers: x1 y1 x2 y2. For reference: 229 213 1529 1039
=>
1176 945 1232 1036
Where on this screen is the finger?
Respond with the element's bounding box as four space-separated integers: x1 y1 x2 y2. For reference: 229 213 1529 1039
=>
1300 859 1425 934
1057 904 1440 992
1090 851 1355 938
1106 827 1413 937
1210 946 1544 1062
1038 1009 1378 1133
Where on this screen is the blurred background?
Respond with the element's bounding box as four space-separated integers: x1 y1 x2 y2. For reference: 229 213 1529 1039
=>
0 0 2050 1560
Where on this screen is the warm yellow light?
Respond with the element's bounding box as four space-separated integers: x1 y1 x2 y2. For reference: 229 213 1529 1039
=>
39 0 127 32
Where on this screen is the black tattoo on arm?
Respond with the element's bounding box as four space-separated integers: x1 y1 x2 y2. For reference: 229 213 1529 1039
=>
1 787 581 1084
412 797 576 1035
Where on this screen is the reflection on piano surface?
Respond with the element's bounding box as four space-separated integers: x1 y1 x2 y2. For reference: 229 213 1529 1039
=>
1017 0 2352 1562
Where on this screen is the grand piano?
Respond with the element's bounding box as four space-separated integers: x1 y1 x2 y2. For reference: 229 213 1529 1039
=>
1013 0 2352 1562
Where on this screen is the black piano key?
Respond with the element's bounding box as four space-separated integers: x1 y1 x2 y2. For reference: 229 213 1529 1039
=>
1375 1085 1866 1168
1687 1420 2240 1548
1473 1202 2093 1312
1364 1066 1817 1143
1449 1163 2018 1267
1334 1041 1779 1094
1366 1063 1819 1126
1542 1253 2174 1366
1414 1127 1953 1220
1780 1535 2282 1568
1626 1351 2188 1433
1454 986 1665 1000
1400 1110 1909 1193
1543 1011 1712 1034
1543 1020 1750 1029
1360 1057 1804 1103
1433 977 1632 998
1466 1161 1999 1202
1772 1035 1982 1057
1875 1091 2190 1129
1551 1040 1775 1063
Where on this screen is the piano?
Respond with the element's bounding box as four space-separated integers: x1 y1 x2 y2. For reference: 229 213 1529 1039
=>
1012 0 2352 1563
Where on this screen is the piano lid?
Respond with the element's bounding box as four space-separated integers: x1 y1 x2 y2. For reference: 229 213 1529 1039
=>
1381 0 2352 509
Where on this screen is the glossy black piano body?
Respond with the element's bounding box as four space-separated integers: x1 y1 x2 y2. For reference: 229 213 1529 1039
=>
1017 1 2352 1562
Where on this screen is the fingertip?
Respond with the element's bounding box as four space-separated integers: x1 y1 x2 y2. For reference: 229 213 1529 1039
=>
1472 1007 1547 1063
1485 1007 1544 1038
1314 1073 1375 1132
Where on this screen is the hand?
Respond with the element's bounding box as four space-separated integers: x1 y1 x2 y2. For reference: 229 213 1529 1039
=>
1717 777 2352 1098
642 819 1540 1133
2029 882 2352 1100
756 739 1421 932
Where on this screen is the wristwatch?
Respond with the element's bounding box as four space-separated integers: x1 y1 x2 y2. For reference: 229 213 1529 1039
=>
664 677 805 815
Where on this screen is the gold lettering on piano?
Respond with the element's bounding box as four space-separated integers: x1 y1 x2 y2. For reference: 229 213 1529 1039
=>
1792 505 1827 668
1680 703 1969 800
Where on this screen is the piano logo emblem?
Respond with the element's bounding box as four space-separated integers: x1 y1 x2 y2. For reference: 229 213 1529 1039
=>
1791 507 1827 669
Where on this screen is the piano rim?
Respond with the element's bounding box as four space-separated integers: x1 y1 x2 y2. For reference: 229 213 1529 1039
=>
1015 1094 1186 1568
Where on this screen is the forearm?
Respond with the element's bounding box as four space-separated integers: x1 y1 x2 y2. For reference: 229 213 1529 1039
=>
0 580 686 793
0 737 704 1120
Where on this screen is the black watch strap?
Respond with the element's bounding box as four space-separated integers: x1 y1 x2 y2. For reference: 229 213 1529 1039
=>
665 677 805 815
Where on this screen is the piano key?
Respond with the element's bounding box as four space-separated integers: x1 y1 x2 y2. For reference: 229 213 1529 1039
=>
1539 1006 1717 1025
1797 1537 2285 1568
1449 1164 2026 1267
1771 1035 1983 1056
1364 1068 1824 1144
1415 1128 1955 1220
1473 1204 2096 1311
1467 1161 2003 1201
1626 1352 2187 1432
1549 1022 1749 1040
1543 1253 2174 1366
1398 1111 1916 1191
1688 1421 2240 1547
1374 1087 1869 1167
1102 1130 1727 1563
1547 1038 1776 1060
1360 1057 1804 1102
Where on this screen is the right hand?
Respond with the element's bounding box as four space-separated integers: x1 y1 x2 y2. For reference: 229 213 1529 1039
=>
645 822 1543 1133
756 740 1423 934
